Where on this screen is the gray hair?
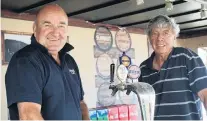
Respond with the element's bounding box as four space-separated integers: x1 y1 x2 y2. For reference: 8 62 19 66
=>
146 15 180 37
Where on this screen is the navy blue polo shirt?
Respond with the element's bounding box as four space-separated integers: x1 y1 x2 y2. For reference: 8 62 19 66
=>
139 47 207 120
5 35 84 120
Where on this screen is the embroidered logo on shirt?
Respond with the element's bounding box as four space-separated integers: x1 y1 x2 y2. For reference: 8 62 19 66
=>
69 69 76 75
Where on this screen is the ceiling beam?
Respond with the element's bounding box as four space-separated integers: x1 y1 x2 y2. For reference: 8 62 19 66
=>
121 9 200 27
67 0 129 16
121 20 149 27
184 0 207 5
91 0 186 23
178 18 207 24
179 27 207 38
181 25 207 31
1 10 145 34
170 9 200 17
15 0 57 13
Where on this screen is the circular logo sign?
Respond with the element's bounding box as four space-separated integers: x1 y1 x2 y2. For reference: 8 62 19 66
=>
94 26 113 52
96 53 113 79
120 54 131 67
115 29 131 52
117 64 128 82
97 82 116 106
128 65 141 79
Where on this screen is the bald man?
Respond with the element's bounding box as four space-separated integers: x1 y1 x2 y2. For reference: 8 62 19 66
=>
5 4 89 120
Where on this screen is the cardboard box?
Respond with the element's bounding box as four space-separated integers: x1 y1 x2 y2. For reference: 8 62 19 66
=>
107 106 119 121
128 104 139 121
117 105 128 120
89 109 97 121
96 108 109 120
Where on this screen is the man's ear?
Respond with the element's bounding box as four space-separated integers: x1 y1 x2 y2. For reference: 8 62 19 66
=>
33 21 37 37
147 37 152 45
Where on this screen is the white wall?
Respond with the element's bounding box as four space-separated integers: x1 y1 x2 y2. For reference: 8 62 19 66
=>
1 18 148 120
177 36 207 53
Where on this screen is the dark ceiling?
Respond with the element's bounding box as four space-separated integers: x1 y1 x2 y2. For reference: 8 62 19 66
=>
1 0 207 37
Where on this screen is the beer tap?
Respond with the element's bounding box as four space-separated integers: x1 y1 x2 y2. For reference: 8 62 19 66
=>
107 63 155 121
109 63 118 96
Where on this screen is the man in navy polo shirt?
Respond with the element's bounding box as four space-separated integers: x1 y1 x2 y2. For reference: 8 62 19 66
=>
5 4 89 120
139 15 207 120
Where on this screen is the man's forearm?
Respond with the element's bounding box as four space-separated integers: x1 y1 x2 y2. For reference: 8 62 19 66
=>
18 102 44 120
19 110 44 120
203 98 207 112
80 101 90 120
198 88 207 112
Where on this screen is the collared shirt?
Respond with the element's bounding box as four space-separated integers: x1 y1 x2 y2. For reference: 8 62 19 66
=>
139 47 207 120
5 35 84 120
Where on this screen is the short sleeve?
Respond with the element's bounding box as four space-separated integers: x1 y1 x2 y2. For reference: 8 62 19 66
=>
5 56 43 107
186 49 207 94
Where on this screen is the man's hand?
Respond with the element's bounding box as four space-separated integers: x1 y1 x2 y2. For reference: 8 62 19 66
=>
17 102 44 120
80 100 90 120
198 88 207 111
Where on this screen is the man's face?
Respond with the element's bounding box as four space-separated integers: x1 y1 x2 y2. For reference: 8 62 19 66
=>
149 26 175 55
34 8 68 55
